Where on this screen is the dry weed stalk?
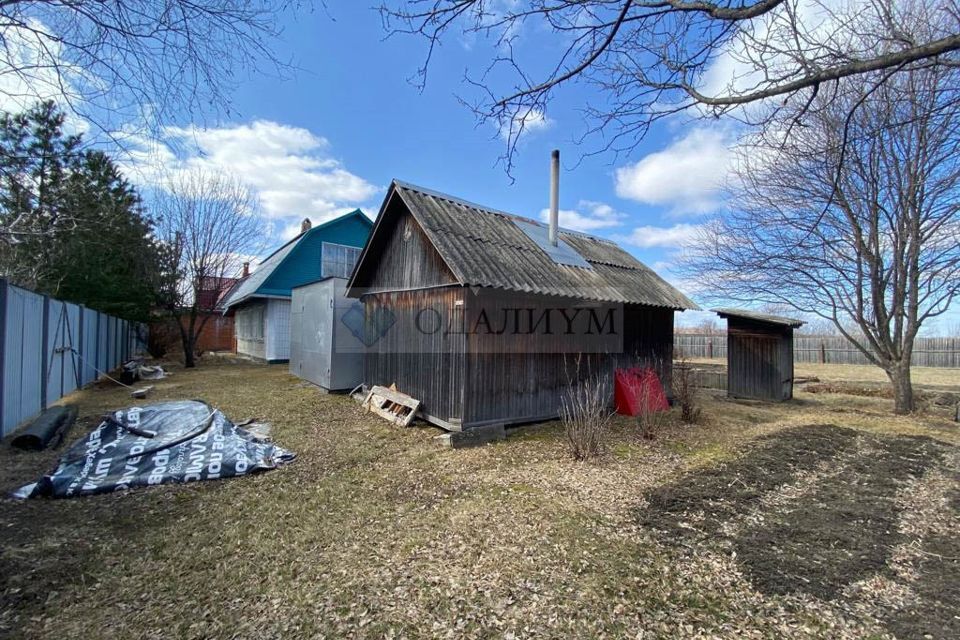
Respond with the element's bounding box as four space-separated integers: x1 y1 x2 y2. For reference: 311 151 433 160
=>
673 357 702 424
631 356 669 440
561 354 613 461
636 378 670 440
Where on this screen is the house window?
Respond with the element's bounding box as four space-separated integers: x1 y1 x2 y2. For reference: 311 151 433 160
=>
237 305 265 341
321 242 362 279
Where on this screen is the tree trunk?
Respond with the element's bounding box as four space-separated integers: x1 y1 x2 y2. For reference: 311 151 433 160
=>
888 364 914 415
183 335 196 368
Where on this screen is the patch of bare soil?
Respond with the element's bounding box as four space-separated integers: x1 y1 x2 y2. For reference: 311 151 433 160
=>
735 432 946 599
638 425 861 539
638 424 959 639
804 382 960 409
880 482 960 640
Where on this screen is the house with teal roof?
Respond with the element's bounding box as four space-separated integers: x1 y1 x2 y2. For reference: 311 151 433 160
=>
222 210 372 362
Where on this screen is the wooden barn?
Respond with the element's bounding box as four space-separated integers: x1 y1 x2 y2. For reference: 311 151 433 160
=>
346 178 698 435
714 308 804 401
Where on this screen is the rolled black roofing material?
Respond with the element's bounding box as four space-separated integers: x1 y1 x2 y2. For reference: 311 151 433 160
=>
10 405 78 451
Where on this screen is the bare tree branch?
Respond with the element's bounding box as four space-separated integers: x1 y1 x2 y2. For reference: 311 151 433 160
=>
154 169 264 367
0 1 297 141
379 0 960 171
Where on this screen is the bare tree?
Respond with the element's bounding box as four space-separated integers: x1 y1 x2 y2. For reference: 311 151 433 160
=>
155 170 263 368
683 50 960 413
0 1 294 139
379 0 960 171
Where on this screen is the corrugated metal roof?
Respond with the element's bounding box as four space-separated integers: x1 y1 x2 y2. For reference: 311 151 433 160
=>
390 181 698 309
222 209 371 310
714 308 804 328
221 236 301 309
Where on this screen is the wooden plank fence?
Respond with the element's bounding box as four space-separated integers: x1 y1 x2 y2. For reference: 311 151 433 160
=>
675 333 960 368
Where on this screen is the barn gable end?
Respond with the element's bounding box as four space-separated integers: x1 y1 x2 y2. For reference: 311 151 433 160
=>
349 192 458 294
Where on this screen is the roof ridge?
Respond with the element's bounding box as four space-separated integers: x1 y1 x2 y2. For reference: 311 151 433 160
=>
392 179 615 244
428 223 645 271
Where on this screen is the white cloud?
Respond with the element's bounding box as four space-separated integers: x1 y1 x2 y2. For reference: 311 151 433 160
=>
623 223 702 249
500 107 552 140
538 199 625 232
121 120 380 228
652 260 674 273
614 128 732 215
697 0 854 107
280 221 309 241
0 19 89 134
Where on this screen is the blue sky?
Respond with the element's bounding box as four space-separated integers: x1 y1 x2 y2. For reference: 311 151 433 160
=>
187 3 724 320
11 2 952 333
176 7 708 252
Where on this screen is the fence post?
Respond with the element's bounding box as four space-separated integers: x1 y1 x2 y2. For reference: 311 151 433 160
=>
95 312 102 379
77 305 85 386
0 279 7 434
819 341 826 364
40 295 50 408
707 338 713 360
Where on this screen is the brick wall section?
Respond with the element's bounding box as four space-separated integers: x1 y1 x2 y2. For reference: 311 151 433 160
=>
151 312 236 355
189 312 235 352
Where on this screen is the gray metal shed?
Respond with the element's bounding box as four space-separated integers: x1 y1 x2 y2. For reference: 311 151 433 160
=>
714 308 804 401
289 278 365 391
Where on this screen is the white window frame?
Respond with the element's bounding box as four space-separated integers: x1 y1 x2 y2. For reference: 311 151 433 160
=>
321 242 362 279
237 305 265 341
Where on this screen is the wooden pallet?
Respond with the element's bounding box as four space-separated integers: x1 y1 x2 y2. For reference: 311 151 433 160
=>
363 385 421 427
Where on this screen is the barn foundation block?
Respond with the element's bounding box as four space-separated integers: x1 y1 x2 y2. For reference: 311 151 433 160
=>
436 424 506 448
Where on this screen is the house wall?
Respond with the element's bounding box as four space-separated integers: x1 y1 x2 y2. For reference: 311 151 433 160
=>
151 313 234 355
259 214 372 297
359 200 457 292
199 314 234 352
727 318 794 401
265 298 291 362
362 286 675 430
462 289 674 427
235 301 266 360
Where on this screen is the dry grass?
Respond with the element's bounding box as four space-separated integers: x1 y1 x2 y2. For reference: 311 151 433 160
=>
689 357 960 390
1 354 958 639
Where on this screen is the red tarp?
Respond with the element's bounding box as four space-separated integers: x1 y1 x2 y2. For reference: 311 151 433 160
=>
614 367 669 416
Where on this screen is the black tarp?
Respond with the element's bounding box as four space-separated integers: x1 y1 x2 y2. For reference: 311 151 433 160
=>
12 400 295 499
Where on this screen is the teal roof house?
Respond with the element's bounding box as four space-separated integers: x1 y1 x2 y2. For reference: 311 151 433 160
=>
222 210 372 362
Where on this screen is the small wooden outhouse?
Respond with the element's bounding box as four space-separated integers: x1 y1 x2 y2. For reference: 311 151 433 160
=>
714 308 804 401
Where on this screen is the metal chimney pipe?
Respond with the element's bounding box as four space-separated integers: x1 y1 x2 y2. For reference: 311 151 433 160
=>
549 149 560 246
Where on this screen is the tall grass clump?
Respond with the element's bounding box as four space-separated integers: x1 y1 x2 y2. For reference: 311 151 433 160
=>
561 355 613 460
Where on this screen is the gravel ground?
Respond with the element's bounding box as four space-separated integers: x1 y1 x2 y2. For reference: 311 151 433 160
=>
0 355 958 639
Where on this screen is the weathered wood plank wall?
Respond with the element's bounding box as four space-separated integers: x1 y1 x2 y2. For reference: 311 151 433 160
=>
363 289 467 427
463 289 674 427
359 201 457 293
726 320 794 401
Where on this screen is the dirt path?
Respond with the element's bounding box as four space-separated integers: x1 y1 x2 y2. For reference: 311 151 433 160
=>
638 424 959 638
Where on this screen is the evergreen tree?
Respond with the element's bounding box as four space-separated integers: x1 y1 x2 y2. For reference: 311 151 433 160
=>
0 101 81 287
50 151 162 320
0 102 163 320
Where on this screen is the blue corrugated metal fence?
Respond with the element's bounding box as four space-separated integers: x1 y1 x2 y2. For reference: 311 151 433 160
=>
0 278 147 437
